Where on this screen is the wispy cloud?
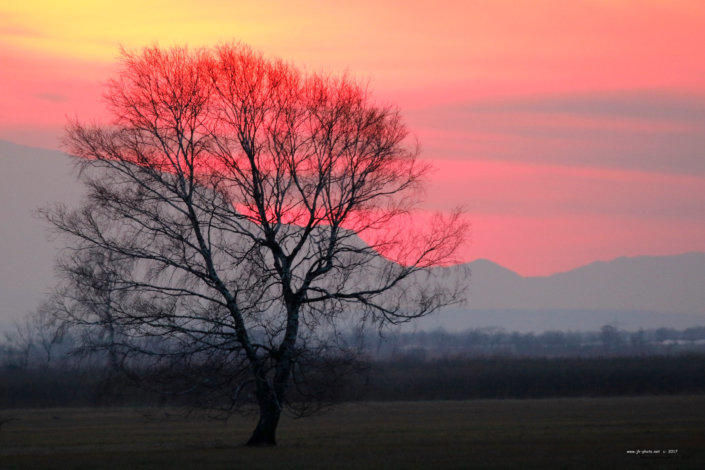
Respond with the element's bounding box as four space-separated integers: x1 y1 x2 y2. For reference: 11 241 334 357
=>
457 91 705 123
407 90 705 176
34 92 68 103
0 13 45 39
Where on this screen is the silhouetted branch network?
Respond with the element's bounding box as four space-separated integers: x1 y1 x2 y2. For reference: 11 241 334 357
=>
45 44 468 445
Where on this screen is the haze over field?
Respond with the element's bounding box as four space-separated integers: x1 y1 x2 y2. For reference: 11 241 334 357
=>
2 140 703 333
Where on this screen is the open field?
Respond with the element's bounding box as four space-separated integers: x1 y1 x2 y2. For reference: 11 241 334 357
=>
1 396 704 469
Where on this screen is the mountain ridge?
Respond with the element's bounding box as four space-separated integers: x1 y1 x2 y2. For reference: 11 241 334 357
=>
461 251 705 280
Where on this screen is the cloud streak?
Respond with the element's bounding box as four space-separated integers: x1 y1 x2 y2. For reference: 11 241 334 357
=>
407 90 705 175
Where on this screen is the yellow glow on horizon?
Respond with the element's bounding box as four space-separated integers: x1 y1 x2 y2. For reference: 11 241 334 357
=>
4 0 704 80
0 0 293 61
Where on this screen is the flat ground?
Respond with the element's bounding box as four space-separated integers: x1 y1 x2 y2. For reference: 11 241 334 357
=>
1 396 704 469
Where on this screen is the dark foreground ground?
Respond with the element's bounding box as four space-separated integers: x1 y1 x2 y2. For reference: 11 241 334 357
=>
1 396 704 469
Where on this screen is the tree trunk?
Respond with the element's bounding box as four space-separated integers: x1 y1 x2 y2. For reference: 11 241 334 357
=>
246 302 297 447
246 388 281 446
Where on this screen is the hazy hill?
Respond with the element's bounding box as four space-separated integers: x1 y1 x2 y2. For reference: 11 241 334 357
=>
460 253 705 313
417 255 705 332
1 139 704 332
0 140 84 329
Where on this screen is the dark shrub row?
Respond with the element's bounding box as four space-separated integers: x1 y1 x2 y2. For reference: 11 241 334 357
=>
362 354 705 401
2 354 705 408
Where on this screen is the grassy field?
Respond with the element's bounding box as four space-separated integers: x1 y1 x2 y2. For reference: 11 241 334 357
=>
1 396 704 469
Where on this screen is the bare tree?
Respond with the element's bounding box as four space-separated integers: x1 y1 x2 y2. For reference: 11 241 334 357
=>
2 301 66 369
52 248 132 372
46 44 467 446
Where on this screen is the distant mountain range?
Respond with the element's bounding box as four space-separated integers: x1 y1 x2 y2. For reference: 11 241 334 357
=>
464 253 705 313
1 139 704 332
415 254 705 332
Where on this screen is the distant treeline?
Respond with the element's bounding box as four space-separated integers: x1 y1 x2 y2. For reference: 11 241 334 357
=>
365 325 705 359
4 318 705 369
3 323 705 408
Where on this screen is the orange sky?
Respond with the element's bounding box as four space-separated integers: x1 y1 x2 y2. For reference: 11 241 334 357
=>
1 0 704 275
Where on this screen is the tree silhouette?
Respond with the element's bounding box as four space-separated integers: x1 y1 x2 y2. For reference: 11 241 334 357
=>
47 44 467 446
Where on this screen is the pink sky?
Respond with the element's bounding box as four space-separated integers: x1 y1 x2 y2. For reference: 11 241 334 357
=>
1 0 704 275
